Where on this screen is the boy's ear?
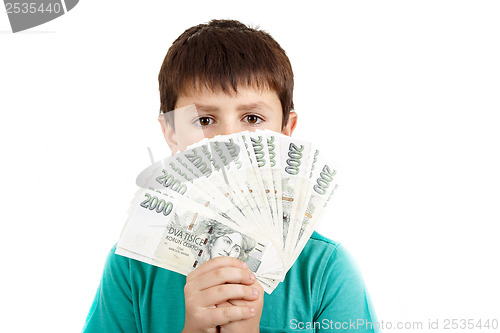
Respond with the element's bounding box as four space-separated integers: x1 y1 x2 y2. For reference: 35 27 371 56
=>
281 111 298 136
158 116 179 155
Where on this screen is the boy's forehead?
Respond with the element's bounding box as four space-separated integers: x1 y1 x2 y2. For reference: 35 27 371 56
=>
176 84 282 112
178 82 274 99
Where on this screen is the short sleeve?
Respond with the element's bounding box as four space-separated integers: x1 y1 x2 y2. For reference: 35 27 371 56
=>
314 244 379 332
82 246 138 333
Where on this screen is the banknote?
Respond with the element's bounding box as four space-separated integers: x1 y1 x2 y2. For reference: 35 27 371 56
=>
249 131 280 246
116 188 280 282
136 143 246 226
279 135 313 256
117 128 338 292
289 150 338 269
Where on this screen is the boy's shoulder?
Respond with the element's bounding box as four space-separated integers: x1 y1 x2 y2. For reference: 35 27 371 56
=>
295 231 361 277
302 230 342 258
309 230 340 246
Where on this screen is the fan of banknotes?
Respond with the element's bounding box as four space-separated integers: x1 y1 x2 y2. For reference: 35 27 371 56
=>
116 129 338 293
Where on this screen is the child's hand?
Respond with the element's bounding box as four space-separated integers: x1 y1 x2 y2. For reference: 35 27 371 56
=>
181 257 260 333
217 279 264 333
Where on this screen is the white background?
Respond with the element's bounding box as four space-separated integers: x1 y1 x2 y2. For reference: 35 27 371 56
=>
1 1 499 332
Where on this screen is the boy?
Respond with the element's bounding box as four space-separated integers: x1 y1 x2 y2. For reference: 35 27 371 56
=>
83 19 378 332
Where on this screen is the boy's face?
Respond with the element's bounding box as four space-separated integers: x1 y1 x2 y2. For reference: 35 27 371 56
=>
160 86 297 154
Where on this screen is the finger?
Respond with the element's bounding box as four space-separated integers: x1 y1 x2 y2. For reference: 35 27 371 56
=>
227 280 264 307
187 256 248 282
207 305 256 327
200 284 259 306
215 301 231 308
194 266 256 291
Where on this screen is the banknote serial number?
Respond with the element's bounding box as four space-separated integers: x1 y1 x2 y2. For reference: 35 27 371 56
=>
5 2 62 14
140 193 173 216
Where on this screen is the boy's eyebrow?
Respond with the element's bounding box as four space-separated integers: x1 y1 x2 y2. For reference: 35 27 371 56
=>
237 102 272 112
194 102 272 113
194 104 220 112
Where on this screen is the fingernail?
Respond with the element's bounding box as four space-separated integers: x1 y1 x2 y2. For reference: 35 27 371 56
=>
253 288 259 297
250 273 255 281
250 307 255 313
241 262 248 269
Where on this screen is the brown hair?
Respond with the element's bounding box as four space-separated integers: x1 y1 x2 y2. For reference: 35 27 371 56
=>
158 19 294 129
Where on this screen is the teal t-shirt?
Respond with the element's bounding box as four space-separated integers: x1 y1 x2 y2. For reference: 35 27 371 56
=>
83 232 378 332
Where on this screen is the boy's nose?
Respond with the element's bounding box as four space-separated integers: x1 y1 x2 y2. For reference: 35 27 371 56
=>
217 122 240 136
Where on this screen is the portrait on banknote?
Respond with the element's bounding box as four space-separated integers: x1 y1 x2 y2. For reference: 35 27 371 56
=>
153 214 260 271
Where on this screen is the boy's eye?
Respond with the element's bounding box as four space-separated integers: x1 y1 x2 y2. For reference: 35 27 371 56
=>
195 117 214 127
194 114 263 127
244 114 263 125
